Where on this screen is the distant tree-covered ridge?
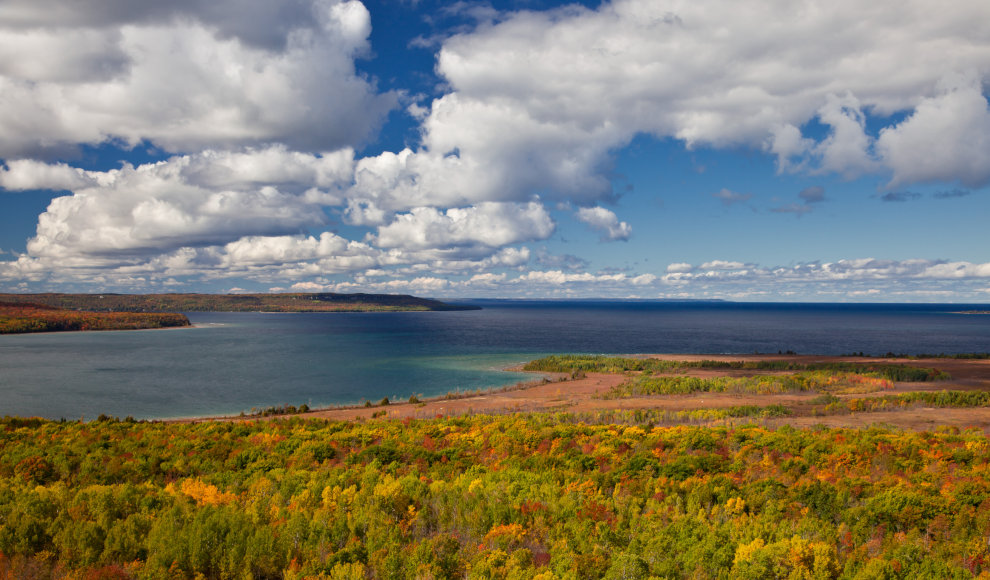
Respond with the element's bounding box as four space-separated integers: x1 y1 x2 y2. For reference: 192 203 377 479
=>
3 415 990 579
0 292 481 313
0 301 190 334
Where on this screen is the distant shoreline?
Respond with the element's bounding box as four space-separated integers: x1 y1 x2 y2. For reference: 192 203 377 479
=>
0 292 479 335
0 292 482 314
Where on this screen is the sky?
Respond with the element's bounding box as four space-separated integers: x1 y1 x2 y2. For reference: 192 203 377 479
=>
0 0 989 302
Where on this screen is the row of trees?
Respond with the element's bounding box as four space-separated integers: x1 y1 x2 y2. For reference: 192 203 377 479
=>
599 370 901 399
524 355 950 382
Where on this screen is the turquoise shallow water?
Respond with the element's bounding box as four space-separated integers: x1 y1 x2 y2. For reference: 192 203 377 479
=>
1 301 989 420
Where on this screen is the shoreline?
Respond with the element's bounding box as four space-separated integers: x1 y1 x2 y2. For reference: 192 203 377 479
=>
161 353 990 431
0 323 195 336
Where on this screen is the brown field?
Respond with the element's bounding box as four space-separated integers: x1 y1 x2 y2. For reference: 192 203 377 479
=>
180 354 990 431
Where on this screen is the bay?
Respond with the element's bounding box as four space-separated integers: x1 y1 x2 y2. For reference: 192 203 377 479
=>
1 300 988 420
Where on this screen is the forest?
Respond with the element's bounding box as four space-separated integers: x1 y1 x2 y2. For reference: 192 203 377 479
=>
0 301 190 334
0 293 479 314
3 411 990 580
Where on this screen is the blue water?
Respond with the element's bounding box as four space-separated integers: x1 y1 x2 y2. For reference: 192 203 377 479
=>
1 301 989 420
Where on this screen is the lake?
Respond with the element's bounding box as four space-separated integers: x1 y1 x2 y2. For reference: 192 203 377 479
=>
2 300 988 420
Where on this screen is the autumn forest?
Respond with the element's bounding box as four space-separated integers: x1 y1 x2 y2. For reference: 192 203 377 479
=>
5 369 990 579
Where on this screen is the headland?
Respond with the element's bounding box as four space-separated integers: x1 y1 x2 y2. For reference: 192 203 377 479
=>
0 292 481 313
0 300 191 334
0 292 480 334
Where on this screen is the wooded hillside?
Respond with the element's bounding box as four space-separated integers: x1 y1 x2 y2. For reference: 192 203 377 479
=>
0 301 190 334
2 413 990 579
0 293 481 313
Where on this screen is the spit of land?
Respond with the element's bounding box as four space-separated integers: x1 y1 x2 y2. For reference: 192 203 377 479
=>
186 354 990 432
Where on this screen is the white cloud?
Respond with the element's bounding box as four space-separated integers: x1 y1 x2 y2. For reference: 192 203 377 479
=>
369 202 555 250
4 0 990 293
342 0 990 216
808 93 879 179
468 272 507 286
699 261 753 270
665 263 694 273
220 232 373 266
664 258 990 284
291 281 326 291
0 160 99 191
648 258 990 301
21 149 355 262
0 0 396 157
877 73 990 189
573 207 631 241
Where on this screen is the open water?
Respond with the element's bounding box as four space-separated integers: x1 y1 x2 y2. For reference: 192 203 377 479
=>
2 300 989 420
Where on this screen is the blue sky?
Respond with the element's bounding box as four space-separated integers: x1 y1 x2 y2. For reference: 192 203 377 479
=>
1 0 989 301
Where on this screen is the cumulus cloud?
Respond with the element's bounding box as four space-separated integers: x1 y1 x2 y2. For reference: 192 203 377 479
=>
344 0 990 217
712 189 753 206
19 148 355 261
0 0 328 49
573 207 632 242
512 270 654 287
0 149 391 284
876 73 990 189
220 232 375 267
808 93 879 179
369 202 555 251
665 263 694 274
0 159 99 191
0 0 396 157
5 0 990 293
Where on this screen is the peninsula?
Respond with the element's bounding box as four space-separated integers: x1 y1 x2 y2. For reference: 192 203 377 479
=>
0 292 481 313
0 292 478 334
0 300 191 334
